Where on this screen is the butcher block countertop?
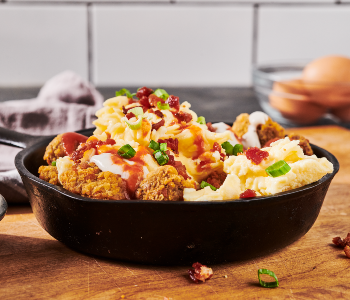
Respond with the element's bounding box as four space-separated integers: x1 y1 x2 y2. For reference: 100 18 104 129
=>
1 125 350 300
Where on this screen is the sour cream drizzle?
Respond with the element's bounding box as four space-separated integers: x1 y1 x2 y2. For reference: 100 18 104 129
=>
242 111 269 149
211 122 240 146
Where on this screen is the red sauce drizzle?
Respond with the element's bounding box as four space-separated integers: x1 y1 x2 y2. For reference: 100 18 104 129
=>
61 132 88 156
166 95 180 111
158 138 178 154
70 138 116 163
245 147 269 165
165 150 190 180
239 189 257 199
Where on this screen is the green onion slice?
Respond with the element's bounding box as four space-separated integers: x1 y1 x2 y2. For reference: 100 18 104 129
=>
149 140 160 151
221 142 243 156
129 106 144 117
51 161 56 166
232 144 243 156
258 269 279 288
160 143 167 151
157 101 170 110
116 88 133 99
124 117 143 130
197 116 206 125
154 150 169 166
200 181 217 191
265 160 291 177
118 144 136 159
154 89 169 100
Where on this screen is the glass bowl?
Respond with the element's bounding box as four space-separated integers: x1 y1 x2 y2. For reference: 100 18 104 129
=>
252 61 350 127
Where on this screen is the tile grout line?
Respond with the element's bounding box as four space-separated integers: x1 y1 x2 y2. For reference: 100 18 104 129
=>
87 2 94 84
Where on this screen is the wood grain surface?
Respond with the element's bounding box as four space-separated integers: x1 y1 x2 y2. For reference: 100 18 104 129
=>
1 125 350 300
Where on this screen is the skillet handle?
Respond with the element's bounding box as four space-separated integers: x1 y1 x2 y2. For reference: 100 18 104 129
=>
0 127 48 149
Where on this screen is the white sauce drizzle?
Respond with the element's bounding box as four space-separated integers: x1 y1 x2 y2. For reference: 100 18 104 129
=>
211 122 240 146
90 153 130 180
242 111 269 149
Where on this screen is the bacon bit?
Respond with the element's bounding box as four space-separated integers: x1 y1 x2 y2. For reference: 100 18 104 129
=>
148 109 164 118
196 159 213 172
165 150 190 180
332 233 350 247
149 94 164 107
166 95 180 111
210 142 225 161
122 105 144 115
125 111 136 120
152 119 165 131
136 86 153 99
128 98 136 104
206 122 216 133
240 189 257 199
193 135 205 159
345 246 350 258
139 96 151 109
71 139 116 163
158 138 179 154
206 171 227 189
245 147 269 165
188 262 213 283
263 138 280 148
173 111 192 123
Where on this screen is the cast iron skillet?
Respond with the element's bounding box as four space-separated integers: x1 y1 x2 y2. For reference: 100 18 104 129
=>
0 127 339 265
0 194 7 222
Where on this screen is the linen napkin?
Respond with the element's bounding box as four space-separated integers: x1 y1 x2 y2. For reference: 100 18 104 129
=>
0 71 104 203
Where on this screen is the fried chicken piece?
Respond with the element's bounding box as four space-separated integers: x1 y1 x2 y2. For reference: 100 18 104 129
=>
288 133 313 156
38 165 60 185
135 165 196 201
257 118 285 148
232 113 250 138
43 134 66 164
59 162 129 200
206 171 227 189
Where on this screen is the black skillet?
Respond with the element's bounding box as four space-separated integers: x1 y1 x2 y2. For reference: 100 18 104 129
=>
0 126 339 265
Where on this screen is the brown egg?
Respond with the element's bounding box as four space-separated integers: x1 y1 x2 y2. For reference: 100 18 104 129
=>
302 55 350 108
330 105 350 123
269 79 327 125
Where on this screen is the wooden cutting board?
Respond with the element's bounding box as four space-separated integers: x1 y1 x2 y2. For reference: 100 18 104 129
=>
1 125 350 300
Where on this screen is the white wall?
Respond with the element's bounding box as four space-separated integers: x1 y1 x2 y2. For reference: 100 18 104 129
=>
0 1 349 87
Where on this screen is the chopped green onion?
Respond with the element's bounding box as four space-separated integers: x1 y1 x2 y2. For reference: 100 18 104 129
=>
200 181 217 191
221 142 243 156
265 160 291 178
232 144 244 156
154 89 169 100
51 161 56 166
157 101 170 110
118 144 136 159
129 107 144 117
116 88 133 98
124 117 143 130
258 269 279 288
160 143 167 151
197 116 206 125
154 150 169 165
149 140 160 151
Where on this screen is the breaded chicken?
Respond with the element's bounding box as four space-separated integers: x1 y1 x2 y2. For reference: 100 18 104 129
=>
257 118 285 147
288 133 313 156
232 113 250 138
59 162 129 200
135 165 196 201
43 134 66 164
38 165 60 185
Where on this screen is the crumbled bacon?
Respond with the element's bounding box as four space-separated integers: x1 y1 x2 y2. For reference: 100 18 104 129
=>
173 111 192 123
70 139 116 163
263 138 280 148
240 189 257 199
139 96 151 109
345 246 350 258
210 142 225 161
158 138 179 154
245 147 269 165
136 86 153 99
332 233 350 248
206 171 227 189
122 105 144 115
149 109 164 118
149 94 164 107
125 111 136 120
188 262 213 283
206 122 216 133
165 150 190 180
152 119 165 131
166 95 180 111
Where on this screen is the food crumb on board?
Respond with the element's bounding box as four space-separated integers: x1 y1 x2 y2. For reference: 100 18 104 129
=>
121 295 125 299
224 275 228 278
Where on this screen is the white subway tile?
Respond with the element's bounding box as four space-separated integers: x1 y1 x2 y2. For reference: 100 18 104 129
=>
0 5 87 86
258 6 350 64
93 5 253 86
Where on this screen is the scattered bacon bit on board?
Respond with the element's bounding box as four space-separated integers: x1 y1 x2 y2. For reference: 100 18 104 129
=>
173 111 192 123
345 246 350 258
152 119 165 131
158 138 179 154
245 147 269 165
188 262 213 283
206 122 216 133
206 171 227 189
240 189 257 199
166 95 180 111
332 233 350 248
